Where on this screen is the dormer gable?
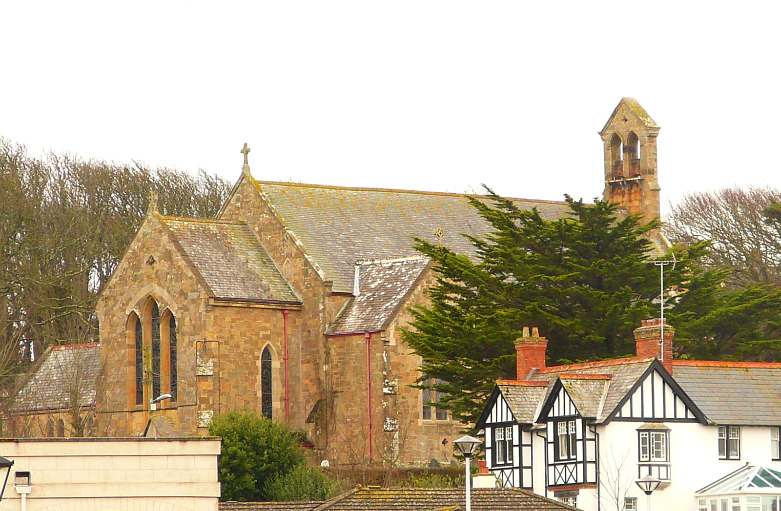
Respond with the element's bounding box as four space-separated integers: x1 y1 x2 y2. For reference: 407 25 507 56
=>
538 375 610 422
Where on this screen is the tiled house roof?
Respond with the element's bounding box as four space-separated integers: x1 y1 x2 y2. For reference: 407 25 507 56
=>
673 361 781 426
161 217 300 304
221 504 322 511
530 358 655 423
492 383 548 425
11 343 101 412
255 181 571 294
327 257 430 335
487 358 656 426
219 487 577 511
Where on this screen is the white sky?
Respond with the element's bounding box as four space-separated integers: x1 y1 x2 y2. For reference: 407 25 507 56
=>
2 1 780 216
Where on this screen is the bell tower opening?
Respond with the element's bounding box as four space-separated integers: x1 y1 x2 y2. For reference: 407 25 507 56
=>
626 131 640 177
610 134 623 180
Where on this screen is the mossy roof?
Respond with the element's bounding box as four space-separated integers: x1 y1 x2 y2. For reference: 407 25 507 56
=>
255 181 571 294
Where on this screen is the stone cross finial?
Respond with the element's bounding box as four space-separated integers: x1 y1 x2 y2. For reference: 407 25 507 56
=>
241 143 252 176
148 189 158 215
434 227 444 245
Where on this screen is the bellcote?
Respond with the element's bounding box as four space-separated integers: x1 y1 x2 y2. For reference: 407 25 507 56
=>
600 98 661 222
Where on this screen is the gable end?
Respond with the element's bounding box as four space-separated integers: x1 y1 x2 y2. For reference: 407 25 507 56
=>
605 359 708 424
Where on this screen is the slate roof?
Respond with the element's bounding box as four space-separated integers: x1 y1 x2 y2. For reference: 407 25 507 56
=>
558 376 611 419
490 358 655 425
673 361 781 426
220 487 577 511
491 383 548 425
161 217 299 304
327 257 430 335
11 343 101 412
254 181 572 294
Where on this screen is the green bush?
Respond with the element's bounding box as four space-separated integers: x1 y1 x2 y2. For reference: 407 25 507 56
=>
209 411 305 501
265 463 345 501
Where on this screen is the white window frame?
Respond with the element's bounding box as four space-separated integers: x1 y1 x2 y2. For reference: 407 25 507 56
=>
494 425 513 466
772 427 780 461
718 425 741 460
639 430 669 462
624 497 638 510
555 419 577 461
559 495 577 507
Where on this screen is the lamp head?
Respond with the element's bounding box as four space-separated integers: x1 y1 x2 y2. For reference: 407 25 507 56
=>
454 435 482 458
150 393 172 404
635 474 661 495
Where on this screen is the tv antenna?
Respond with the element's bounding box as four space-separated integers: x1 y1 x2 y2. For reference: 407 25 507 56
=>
653 252 677 360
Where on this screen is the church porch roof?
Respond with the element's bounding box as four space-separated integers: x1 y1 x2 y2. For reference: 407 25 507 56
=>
11 343 101 413
327 256 430 335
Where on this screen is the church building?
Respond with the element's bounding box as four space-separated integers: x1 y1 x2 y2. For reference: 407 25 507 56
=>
93 98 662 465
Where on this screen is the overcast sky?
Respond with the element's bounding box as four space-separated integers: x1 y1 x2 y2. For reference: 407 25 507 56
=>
2 1 779 216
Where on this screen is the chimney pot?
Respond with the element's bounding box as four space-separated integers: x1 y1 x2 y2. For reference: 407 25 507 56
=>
523 326 530 338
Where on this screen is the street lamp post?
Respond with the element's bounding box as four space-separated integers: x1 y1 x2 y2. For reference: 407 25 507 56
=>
635 474 661 511
454 435 482 511
0 455 13 502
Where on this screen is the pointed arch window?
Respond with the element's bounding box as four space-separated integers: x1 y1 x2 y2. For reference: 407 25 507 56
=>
261 346 273 419
128 298 178 408
151 303 161 399
133 313 144 405
169 316 178 402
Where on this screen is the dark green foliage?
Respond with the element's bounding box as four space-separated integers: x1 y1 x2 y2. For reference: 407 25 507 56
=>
265 463 345 501
209 411 306 501
404 190 781 426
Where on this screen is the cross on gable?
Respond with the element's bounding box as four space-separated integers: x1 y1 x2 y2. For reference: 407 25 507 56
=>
241 143 251 165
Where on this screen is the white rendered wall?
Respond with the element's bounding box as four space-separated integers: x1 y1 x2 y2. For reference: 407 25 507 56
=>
589 422 781 511
0 438 220 511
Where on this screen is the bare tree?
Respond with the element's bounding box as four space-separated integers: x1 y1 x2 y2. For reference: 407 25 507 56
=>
665 187 781 289
0 139 231 415
598 445 634 511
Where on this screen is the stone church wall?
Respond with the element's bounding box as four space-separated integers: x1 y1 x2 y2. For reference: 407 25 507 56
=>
96 213 209 436
219 176 344 449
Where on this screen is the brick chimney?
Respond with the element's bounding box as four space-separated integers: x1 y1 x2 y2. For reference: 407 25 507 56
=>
514 327 548 380
634 318 674 374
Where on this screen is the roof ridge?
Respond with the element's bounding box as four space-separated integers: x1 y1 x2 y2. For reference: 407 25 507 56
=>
559 373 612 380
497 379 548 387
674 360 781 369
160 216 246 226
53 342 99 351
355 255 429 266
256 180 569 205
537 356 650 373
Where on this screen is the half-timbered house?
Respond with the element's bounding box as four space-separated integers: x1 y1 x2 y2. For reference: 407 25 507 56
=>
477 320 781 511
